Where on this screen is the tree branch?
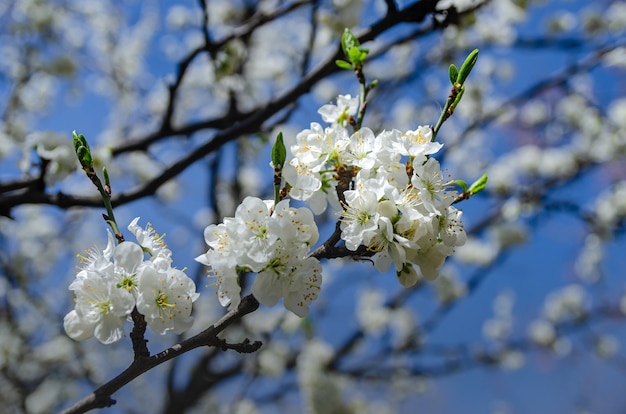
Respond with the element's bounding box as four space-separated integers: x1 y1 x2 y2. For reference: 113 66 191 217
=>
60 294 261 414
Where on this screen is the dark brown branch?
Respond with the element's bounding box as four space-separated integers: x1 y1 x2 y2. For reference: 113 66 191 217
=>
129 308 150 359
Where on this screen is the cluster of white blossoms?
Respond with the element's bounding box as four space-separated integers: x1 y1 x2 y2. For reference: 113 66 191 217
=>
64 218 199 344
196 95 467 316
195 197 321 317
283 95 467 286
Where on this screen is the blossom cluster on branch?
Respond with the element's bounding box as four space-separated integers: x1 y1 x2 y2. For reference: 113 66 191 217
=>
195 197 321 317
194 94 468 317
64 218 199 344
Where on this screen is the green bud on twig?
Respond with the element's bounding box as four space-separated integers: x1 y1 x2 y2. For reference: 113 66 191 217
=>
271 132 286 171
337 28 369 69
336 60 353 70
72 130 93 169
341 28 360 59
457 48 479 85
468 173 488 195
432 49 479 141
449 64 459 85
272 132 287 206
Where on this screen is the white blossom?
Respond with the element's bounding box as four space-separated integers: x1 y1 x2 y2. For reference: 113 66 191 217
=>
382 127 442 159
136 267 199 335
340 188 380 251
65 219 198 344
318 94 359 127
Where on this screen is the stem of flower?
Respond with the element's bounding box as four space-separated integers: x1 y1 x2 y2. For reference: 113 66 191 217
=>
83 167 123 243
432 82 461 141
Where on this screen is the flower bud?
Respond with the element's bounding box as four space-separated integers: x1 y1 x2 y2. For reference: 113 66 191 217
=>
397 263 419 287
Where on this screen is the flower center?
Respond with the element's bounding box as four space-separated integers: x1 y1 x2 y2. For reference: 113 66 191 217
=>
98 300 112 315
116 273 137 292
155 291 175 310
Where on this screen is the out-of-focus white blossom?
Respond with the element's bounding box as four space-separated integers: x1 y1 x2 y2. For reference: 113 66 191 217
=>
575 233 603 283
547 11 577 33
22 131 78 185
389 308 416 348
604 46 626 68
490 222 527 249
297 339 354 414
356 288 391 335
594 334 619 359
498 349 524 370
455 237 499 266
231 399 260 414
593 181 626 234
528 319 556 346
553 337 573 357
542 284 589 323
25 378 67 414
257 341 289 377
483 290 515 342
434 267 467 304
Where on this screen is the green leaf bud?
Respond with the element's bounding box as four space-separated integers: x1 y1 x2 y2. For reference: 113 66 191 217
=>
341 28 360 60
468 173 488 195
72 130 88 153
271 132 287 171
449 64 459 85
347 47 362 64
335 60 353 70
76 146 92 169
457 48 479 85
73 131 93 169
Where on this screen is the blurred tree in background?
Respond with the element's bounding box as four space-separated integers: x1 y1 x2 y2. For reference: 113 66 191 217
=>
1 0 625 413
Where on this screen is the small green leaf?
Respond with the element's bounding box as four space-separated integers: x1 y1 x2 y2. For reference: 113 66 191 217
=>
76 146 93 169
449 64 459 85
73 131 93 169
335 59 353 70
341 28 360 59
468 173 488 195
348 46 363 64
457 48 479 85
72 130 88 153
271 132 287 171
455 179 468 193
